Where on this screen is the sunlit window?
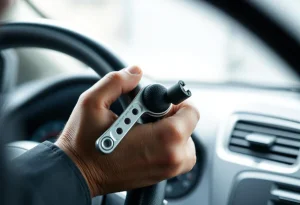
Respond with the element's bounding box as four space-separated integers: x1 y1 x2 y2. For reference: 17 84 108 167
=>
27 0 297 86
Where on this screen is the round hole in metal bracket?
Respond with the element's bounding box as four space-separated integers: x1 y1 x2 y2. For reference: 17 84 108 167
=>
124 118 131 124
132 108 139 115
101 137 114 150
116 128 123 134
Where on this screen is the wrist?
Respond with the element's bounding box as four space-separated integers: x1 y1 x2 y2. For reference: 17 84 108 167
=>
55 139 104 197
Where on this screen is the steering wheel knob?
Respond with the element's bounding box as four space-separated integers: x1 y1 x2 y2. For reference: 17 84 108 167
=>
96 81 191 154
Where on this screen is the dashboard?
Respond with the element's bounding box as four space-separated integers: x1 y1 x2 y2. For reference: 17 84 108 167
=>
30 120 65 142
4 72 300 205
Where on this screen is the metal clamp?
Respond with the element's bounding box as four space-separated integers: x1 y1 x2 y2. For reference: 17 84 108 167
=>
96 85 172 154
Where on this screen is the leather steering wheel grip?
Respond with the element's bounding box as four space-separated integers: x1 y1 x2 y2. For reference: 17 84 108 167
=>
5 141 40 160
125 181 167 205
0 21 123 76
0 21 166 205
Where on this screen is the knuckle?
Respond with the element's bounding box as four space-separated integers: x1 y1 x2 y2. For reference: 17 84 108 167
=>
195 108 201 121
163 154 196 178
162 155 196 179
189 155 197 170
186 103 200 121
162 123 183 143
162 166 181 179
164 149 184 166
183 154 197 174
78 91 92 106
106 71 122 84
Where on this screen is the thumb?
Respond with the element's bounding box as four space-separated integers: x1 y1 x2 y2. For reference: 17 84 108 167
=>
88 66 142 108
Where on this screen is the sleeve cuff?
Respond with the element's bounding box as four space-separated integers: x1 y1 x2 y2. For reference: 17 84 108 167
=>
12 141 91 205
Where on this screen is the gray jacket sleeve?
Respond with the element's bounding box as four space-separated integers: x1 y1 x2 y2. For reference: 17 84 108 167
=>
10 141 91 205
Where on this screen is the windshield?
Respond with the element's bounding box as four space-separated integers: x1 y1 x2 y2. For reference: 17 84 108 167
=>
27 0 299 87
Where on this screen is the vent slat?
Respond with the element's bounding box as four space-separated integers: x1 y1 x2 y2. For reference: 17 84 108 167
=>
232 130 300 148
236 123 300 141
229 119 300 165
276 138 300 148
229 145 296 165
230 138 299 156
271 146 299 156
232 130 250 138
230 138 250 147
239 120 300 134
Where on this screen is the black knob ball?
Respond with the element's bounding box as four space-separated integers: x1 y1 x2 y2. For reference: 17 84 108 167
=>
142 80 192 114
142 84 170 113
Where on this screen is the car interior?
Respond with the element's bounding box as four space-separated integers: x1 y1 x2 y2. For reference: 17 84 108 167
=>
1 0 300 205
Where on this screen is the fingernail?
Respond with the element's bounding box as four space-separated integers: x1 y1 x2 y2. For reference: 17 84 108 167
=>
125 66 141 75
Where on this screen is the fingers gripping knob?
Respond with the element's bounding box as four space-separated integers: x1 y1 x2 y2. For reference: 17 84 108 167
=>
96 80 192 154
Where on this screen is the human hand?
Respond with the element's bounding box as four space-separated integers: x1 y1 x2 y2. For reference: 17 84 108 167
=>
55 66 200 197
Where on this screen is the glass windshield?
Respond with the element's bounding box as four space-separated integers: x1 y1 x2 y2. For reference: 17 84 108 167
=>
27 0 299 87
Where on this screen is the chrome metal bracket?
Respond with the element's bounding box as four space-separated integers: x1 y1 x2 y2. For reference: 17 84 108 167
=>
96 85 172 154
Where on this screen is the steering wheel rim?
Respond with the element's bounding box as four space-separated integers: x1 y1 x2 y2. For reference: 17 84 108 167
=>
0 20 166 205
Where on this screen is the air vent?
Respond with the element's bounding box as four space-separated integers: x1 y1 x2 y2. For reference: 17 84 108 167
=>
229 119 300 165
271 183 300 205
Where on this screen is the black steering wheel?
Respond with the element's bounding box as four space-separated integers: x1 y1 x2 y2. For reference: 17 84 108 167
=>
0 21 166 205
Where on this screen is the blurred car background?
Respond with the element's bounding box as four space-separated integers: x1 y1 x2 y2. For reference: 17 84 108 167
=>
3 1 300 205
4 0 299 87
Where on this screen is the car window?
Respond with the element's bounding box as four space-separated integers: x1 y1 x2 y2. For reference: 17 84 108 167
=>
28 0 299 87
